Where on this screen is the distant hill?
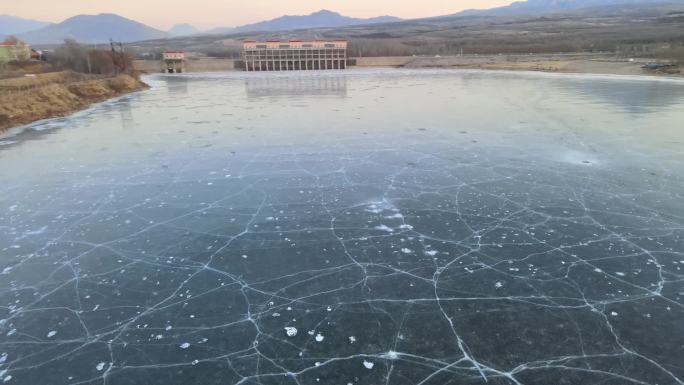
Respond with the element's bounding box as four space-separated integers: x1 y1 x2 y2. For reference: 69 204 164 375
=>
207 9 401 35
0 15 52 37
169 23 199 37
455 0 684 16
19 13 168 44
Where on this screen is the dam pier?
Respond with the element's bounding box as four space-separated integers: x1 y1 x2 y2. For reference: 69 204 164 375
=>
243 40 347 72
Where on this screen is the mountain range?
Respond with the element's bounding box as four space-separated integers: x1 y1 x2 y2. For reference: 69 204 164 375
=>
5 9 402 44
3 0 683 45
206 10 402 35
455 0 683 16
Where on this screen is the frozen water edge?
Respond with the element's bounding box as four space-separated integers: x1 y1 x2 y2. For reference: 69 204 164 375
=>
155 67 684 84
0 89 147 141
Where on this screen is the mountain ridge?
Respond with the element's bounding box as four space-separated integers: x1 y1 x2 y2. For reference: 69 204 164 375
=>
18 13 168 44
0 15 52 37
454 0 684 16
169 23 199 37
206 10 402 35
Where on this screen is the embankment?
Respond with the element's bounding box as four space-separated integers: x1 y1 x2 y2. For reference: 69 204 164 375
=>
0 72 148 132
133 54 682 77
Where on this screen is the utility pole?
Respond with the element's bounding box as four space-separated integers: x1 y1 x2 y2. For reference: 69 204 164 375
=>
110 39 119 74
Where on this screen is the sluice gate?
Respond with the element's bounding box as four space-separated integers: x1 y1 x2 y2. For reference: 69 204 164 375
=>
243 40 347 72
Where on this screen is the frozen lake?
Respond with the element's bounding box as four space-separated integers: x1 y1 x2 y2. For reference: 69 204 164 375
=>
1 69 684 385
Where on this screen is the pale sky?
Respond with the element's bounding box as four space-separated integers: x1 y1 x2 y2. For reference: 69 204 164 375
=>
1 0 514 30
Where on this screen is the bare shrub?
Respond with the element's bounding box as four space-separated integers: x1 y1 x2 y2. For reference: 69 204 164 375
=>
49 40 135 75
656 43 684 63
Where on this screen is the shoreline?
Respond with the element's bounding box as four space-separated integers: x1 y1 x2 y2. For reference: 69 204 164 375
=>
360 54 683 78
133 53 682 78
0 72 148 134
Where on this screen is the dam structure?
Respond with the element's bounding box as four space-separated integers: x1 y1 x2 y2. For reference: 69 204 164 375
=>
243 40 347 72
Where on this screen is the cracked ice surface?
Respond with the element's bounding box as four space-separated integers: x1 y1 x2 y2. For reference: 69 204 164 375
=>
1 69 684 385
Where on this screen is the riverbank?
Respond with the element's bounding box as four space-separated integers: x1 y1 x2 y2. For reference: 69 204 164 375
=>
0 72 148 133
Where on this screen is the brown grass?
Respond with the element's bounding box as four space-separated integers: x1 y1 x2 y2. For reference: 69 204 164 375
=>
0 73 147 132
